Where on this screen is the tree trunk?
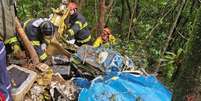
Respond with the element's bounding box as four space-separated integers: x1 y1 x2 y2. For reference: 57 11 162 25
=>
127 0 138 40
106 0 115 25
163 0 186 53
173 5 201 101
125 0 131 18
15 17 40 64
96 0 106 36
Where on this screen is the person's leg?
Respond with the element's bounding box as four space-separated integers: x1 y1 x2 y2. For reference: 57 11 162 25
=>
0 41 11 100
0 85 10 101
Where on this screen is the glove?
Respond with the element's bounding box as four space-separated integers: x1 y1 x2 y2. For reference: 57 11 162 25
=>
63 33 69 39
41 43 47 51
109 35 116 44
12 44 21 55
12 44 26 59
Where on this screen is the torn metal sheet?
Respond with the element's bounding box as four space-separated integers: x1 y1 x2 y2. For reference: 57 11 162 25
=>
50 74 78 101
29 84 47 101
37 68 53 86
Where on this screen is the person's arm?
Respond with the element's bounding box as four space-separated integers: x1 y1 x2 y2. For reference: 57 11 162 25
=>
4 33 21 55
67 20 82 36
31 40 48 61
93 37 103 48
109 35 116 44
63 13 88 39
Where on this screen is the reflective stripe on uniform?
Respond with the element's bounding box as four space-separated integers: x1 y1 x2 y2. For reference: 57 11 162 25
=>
93 37 103 48
0 46 5 55
68 21 88 36
39 52 48 60
109 35 116 44
82 22 88 29
75 21 82 28
31 41 40 46
75 21 88 30
77 35 91 43
23 19 33 29
68 29 74 36
0 35 3 41
6 84 11 90
6 94 10 101
4 37 17 44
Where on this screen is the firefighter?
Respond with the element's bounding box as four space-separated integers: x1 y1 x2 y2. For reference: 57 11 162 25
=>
62 2 91 46
93 26 116 48
23 18 55 61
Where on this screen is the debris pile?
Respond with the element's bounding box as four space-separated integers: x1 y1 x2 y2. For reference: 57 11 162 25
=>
8 45 172 101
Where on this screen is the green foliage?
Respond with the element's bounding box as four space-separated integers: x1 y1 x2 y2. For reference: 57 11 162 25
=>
160 48 184 87
16 0 197 88
17 0 60 21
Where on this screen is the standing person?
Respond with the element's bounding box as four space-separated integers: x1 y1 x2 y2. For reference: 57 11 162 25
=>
61 2 91 46
93 26 116 48
0 0 16 100
0 42 11 101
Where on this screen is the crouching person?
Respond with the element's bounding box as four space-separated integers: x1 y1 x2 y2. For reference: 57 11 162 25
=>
23 18 55 61
93 26 116 48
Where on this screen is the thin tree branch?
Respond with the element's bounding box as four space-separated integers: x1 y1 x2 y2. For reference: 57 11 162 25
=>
106 0 114 9
134 7 173 55
176 30 188 40
162 0 186 54
154 0 187 74
125 0 131 18
106 1 116 25
127 0 138 40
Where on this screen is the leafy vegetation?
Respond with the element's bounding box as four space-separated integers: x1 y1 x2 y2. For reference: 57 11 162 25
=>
16 0 200 88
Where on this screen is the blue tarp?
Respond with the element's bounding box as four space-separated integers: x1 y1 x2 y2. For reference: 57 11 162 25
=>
78 72 172 101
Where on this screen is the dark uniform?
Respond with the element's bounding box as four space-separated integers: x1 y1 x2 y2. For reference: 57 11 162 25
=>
23 18 50 61
65 12 91 46
0 0 15 100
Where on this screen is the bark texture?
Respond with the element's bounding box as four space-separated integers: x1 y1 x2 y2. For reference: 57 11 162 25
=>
96 0 106 36
173 5 201 101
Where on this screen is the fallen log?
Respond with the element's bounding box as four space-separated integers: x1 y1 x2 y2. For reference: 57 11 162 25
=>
15 17 40 64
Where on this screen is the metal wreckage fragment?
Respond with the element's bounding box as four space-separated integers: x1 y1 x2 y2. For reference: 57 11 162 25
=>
9 45 138 101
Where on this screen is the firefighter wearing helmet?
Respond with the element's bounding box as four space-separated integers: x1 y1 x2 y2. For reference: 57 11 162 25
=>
62 2 91 46
93 26 116 48
22 18 55 61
